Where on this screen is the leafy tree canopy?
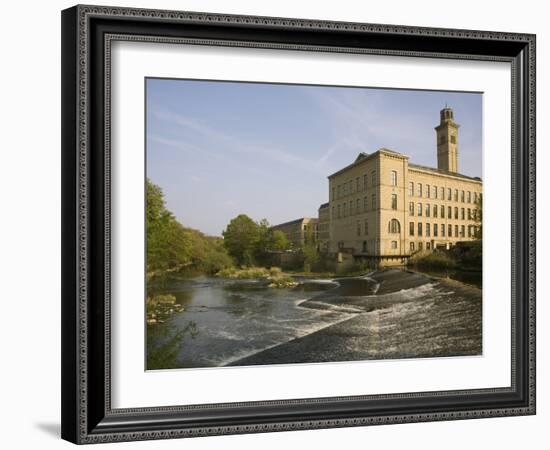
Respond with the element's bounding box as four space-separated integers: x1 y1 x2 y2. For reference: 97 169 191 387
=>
222 216 291 266
222 214 261 266
146 179 233 274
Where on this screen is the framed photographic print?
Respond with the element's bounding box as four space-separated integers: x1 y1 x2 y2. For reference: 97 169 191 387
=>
61 4 536 444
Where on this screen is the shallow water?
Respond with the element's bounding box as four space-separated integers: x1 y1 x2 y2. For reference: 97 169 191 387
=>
148 276 350 368
147 271 481 369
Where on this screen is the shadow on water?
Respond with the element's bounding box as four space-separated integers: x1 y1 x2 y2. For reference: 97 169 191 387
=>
418 268 482 288
147 321 198 370
292 280 339 293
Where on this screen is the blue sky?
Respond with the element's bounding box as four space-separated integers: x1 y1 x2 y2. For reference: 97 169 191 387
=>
146 79 482 236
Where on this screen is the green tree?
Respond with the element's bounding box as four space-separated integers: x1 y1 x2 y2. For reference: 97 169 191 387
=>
196 236 234 274
146 178 233 275
302 226 319 272
146 179 192 272
222 214 261 266
256 218 272 254
270 230 290 251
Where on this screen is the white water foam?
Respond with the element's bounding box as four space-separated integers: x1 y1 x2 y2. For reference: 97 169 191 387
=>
306 279 339 285
218 312 356 366
395 283 438 300
363 276 381 294
216 330 245 341
294 298 309 306
300 300 364 314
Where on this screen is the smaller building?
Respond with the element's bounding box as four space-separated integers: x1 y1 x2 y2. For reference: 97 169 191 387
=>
317 203 330 252
271 217 319 249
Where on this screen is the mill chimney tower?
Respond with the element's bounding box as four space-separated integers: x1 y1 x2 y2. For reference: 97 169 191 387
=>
435 107 459 173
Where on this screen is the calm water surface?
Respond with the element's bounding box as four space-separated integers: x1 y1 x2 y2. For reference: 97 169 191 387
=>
148 276 350 368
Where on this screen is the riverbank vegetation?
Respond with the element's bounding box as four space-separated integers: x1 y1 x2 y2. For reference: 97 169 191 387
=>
147 179 349 282
216 266 298 288
147 179 233 278
146 294 184 325
408 251 459 270
408 241 481 270
147 180 306 286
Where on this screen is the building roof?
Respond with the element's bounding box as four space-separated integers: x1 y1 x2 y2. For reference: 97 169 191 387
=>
328 148 482 182
408 163 482 182
328 148 407 179
318 202 329 209
271 217 318 228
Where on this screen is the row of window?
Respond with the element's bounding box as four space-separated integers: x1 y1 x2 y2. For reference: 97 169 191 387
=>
409 203 478 220
332 170 403 199
409 222 479 238
408 182 481 204
333 195 378 219
332 171 378 200
332 198 479 220
355 219 401 237
332 170 482 206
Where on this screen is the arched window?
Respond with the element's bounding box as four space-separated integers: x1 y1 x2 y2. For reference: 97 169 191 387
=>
388 219 401 234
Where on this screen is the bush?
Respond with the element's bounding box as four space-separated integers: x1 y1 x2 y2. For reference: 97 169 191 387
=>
215 266 270 279
215 266 298 288
216 267 238 278
267 275 298 288
408 251 458 270
267 267 298 288
450 241 482 268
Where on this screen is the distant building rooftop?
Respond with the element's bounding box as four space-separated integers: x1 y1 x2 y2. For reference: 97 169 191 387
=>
408 163 482 182
271 217 318 228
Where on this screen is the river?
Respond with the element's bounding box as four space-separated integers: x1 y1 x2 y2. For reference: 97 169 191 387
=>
147 269 482 370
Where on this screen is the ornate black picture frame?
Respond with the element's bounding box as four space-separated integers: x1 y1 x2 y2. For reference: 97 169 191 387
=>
61 4 536 444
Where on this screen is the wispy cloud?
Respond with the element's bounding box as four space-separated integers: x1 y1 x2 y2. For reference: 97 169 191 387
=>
152 109 325 174
149 135 201 153
314 138 360 166
305 87 433 155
